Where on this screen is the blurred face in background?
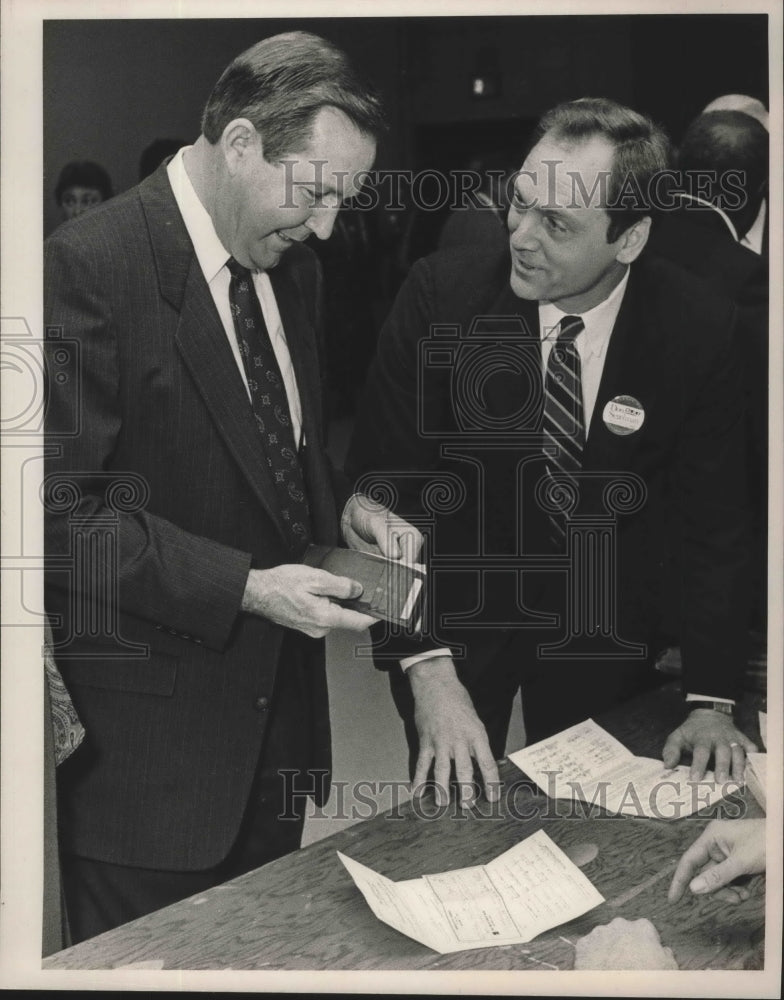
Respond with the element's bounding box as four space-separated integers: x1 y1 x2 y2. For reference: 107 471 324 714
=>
60 186 104 220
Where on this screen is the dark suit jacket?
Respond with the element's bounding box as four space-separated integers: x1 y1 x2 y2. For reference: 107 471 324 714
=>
44 164 347 871
347 246 750 702
647 205 768 471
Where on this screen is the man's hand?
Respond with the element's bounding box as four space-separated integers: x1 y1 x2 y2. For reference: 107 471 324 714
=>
668 819 766 904
574 917 678 970
662 709 757 782
407 656 500 807
242 565 375 638
341 494 423 563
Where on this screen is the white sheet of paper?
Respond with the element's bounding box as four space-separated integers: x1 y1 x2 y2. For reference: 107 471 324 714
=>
509 719 738 819
338 829 604 954
759 710 767 749
745 751 767 811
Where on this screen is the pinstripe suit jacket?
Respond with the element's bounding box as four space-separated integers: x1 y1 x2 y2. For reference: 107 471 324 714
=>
44 163 345 871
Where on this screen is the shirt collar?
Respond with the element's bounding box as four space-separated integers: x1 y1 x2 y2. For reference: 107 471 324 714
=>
675 191 739 242
538 266 630 360
740 198 766 255
167 146 231 283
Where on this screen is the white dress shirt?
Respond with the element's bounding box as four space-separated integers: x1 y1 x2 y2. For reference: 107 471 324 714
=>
538 267 629 433
740 199 766 255
167 147 303 447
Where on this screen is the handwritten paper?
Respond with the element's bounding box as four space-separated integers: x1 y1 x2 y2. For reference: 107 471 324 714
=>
509 719 741 819
338 829 604 954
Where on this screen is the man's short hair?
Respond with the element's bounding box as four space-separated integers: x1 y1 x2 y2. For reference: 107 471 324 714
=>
532 97 671 243
201 31 386 160
677 110 769 209
54 161 113 203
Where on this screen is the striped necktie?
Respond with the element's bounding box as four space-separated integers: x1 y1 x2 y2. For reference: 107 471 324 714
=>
226 257 311 553
542 315 585 546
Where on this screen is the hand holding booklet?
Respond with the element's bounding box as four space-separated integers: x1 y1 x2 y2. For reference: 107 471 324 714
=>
339 829 603 954
302 544 426 629
509 719 741 819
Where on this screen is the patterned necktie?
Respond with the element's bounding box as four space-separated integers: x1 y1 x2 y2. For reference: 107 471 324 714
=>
226 257 311 552
541 315 585 547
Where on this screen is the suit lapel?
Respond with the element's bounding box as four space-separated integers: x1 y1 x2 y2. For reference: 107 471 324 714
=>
583 265 659 471
139 166 291 544
474 280 541 427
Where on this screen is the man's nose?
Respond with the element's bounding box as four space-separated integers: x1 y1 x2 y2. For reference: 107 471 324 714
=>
305 207 340 241
509 210 540 251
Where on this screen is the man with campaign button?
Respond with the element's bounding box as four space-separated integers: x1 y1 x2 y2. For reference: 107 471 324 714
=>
348 97 757 806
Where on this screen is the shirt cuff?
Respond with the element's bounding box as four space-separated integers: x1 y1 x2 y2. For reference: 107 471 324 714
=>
685 693 736 705
400 648 452 671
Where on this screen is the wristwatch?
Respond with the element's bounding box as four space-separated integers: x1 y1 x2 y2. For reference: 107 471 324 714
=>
687 700 734 715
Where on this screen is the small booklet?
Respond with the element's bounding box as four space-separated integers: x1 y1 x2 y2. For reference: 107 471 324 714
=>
338 829 603 954
509 719 741 820
302 545 426 629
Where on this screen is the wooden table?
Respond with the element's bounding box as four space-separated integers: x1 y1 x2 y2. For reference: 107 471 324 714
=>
43 683 766 971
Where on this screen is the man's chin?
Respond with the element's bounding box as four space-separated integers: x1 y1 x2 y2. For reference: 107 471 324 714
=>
509 269 541 301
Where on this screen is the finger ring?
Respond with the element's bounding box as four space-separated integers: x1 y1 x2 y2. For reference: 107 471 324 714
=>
729 742 740 748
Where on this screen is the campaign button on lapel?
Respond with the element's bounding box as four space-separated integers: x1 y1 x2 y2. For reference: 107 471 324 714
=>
602 395 645 436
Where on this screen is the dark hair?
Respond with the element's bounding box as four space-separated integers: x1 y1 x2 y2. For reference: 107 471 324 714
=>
54 161 113 203
201 31 386 160
139 138 186 180
677 110 769 213
532 97 671 242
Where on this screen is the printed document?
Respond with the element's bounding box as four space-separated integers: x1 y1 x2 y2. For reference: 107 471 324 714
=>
509 719 740 819
338 829 603 954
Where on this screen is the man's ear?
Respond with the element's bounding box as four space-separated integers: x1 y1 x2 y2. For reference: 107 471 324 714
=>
615 215 652 264
220 118 261 175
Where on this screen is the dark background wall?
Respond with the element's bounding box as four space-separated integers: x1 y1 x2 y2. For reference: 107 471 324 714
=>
43 13 767 235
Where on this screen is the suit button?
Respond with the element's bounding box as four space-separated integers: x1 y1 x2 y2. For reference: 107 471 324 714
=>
255 696 269 711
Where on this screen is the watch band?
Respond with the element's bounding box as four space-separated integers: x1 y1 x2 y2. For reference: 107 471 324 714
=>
687 700 734 715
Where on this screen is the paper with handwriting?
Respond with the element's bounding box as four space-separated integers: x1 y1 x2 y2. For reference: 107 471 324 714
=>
509 719 740 819
338 829 603 954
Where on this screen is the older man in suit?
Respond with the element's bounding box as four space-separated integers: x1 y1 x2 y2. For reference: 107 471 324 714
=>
44 31 420 943
348 98 757 807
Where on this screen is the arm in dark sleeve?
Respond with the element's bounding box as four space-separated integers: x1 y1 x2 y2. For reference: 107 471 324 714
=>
44 235 251 652
346 258 461 662
677 303 752 699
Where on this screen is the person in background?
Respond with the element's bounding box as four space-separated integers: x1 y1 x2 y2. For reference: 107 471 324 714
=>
703 93 769 133
647 107 769 671
54 160 113 221
675 109 768 255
